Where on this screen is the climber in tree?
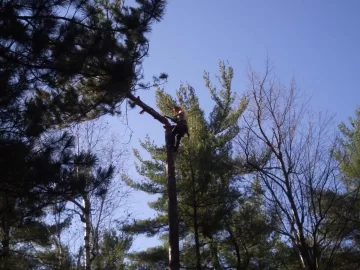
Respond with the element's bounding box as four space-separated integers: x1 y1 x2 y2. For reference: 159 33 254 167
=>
165 106 190 152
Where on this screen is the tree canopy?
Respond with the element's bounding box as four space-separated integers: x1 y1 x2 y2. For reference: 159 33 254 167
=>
1 1 360 268
0 0 166 268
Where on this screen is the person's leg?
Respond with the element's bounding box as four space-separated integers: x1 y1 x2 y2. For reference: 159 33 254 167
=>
169 125 179 149
174 123 187 151
184 125 189 137
172 125 179 134
174 134 182 152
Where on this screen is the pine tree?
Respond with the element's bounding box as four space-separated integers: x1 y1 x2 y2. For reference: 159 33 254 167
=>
0 1 166 268
328 106 360 268
0 131 108 269
336 106 360 186
1 0 167 126
124 61 248 268
216 179 282 269
92 229 132 270
37 203 76 270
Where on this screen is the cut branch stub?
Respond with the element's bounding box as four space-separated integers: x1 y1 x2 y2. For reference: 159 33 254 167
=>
127 93 171 127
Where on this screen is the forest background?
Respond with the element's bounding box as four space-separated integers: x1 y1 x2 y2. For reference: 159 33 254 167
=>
1 0 360 269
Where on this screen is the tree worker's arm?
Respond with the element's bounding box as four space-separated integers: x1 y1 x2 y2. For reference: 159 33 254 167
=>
173 111 183 117
164 115 177 123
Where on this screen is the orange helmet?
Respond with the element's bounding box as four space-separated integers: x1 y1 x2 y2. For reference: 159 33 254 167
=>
173 106 181 112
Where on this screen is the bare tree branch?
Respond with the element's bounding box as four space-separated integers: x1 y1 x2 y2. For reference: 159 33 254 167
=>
235 60 355 269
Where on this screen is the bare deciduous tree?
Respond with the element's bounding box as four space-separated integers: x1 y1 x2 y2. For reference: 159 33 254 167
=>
65 118 131 269
235 61 355 269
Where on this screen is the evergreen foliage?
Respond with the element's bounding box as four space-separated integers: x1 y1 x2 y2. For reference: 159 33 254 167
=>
1 0 167 126
0 0 166 268
1 1 359 266
123 62 281 268
92 229 132 270
336 106 360 186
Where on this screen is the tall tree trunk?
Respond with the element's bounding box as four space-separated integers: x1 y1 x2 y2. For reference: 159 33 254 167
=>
83 195 91 270
54 204 64 269
226 224 241 270
299 246 317 270
0 193 11 268
77 247 83 269
166 126 180 270
209 240 221 270
127 93 180 269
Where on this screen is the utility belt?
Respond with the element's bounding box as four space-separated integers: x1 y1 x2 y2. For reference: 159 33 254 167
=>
165 115 188 130
172 119 188 134
178 119 187 125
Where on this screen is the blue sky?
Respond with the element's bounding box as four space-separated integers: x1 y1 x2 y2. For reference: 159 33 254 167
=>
110 0 360 252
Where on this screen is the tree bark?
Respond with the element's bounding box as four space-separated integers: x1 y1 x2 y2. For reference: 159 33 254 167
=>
0 193 11 268
83 195 91 270
127 93 180 269
226 224 241 270
166 126 180 270
126 94 169 126
209 240 221 270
